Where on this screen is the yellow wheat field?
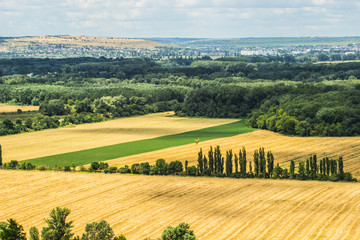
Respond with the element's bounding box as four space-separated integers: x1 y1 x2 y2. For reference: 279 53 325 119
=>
1 170 360 240
107 130 360 177
0 104 39 113
0 112 236 162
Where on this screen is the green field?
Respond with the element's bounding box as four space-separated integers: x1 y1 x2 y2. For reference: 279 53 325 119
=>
24 120 255 167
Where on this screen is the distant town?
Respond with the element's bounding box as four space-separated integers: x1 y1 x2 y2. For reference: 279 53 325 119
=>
0 36 359 61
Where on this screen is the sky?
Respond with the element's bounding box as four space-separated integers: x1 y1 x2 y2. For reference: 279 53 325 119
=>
1 0 359 38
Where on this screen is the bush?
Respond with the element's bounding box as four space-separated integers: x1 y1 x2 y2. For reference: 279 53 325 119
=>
131 163 141 174
90 162 100 172
64 166 71 172
161 222 196 240
140 162 150 175
118 165 131 174
36 165 48 171
108 167 118 173
187 166 197 176
168 160 183 175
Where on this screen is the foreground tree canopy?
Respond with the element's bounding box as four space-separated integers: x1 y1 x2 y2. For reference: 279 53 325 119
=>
0 207 195 240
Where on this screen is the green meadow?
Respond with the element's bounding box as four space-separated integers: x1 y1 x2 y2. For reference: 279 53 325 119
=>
24 120 255 167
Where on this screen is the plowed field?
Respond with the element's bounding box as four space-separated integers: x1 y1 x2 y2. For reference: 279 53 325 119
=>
1 170 360 240
107 130 360 177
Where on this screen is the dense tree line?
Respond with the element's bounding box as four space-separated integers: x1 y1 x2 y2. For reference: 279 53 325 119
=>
1 58 359 137
1 144 355 182
0 207 195 240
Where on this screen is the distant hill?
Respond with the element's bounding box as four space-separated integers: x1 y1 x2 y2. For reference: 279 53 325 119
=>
144 38 207 45
0 35 169 50
181 36 360 47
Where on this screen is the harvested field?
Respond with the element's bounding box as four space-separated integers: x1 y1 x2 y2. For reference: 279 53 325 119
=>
107 130 360 177
0 112 236 163
1 170 360 239
0 104 39 113
25 120 254 167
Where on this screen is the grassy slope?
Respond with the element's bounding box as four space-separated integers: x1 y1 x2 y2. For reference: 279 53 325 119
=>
25 120 255 167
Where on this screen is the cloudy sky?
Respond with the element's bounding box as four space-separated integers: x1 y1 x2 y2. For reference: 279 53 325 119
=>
1 0 359 38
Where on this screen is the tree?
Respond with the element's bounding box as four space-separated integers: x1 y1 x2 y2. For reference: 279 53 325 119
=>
208 146 214 174
161 222 196 240
155 159 168 175
89 162 100 172
185 160 188 175
131 163 141 174
82 220 114 240
168 160 183 175
140 162 150 175
197 148 203 175
338 156 344 179
297 162 307 180
267 151 274 177
253 150 259 176
41 207 74 240
29 226 40 240
290 160 295 179
0 144 2 166
234 154 238 173
0 218 26 240
225 150 233 176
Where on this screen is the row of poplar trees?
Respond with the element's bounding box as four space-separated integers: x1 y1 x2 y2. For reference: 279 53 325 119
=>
197 146 274 178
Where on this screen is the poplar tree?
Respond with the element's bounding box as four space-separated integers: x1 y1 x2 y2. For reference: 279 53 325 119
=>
326 157 330 176
185 160 188 175
254 150 259 176
267 151 274 177
203 155 208 174
338 156 344 179
220 157 224 174
249 161 253 175
234 154 238 173
208 146 214 174
197 148 203 175
225 150 233 176
242 147 247 174
259 147 266 177
0 144 2 166
306 158 310 176
290 160 295 179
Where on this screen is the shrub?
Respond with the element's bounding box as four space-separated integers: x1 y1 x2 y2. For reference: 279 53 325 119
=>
64 166 71 172
187 166 197 176
140 162 150 175
118 165 131 174
90 162 100 172
161 222 196 240
131 163 141 174
36 165 48 171
168 160 183 175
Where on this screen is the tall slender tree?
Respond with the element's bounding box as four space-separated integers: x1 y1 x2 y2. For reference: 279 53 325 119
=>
197 148 204 175
234 154 239 173
253 150 259 176
0 144 2 166
225 150 233 176
290 160 295 179
267 151 274 178
338 156 344 179
208 146 214 174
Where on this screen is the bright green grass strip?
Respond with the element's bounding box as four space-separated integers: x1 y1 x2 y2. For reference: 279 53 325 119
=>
24 119 256 167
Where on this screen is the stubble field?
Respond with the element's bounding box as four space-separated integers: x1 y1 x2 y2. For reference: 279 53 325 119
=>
1 170 360 240
0 104 39 113
107 130 360 178
0 112 236 162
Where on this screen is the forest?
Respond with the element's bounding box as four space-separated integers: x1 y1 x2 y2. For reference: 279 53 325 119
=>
0 57 359 137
